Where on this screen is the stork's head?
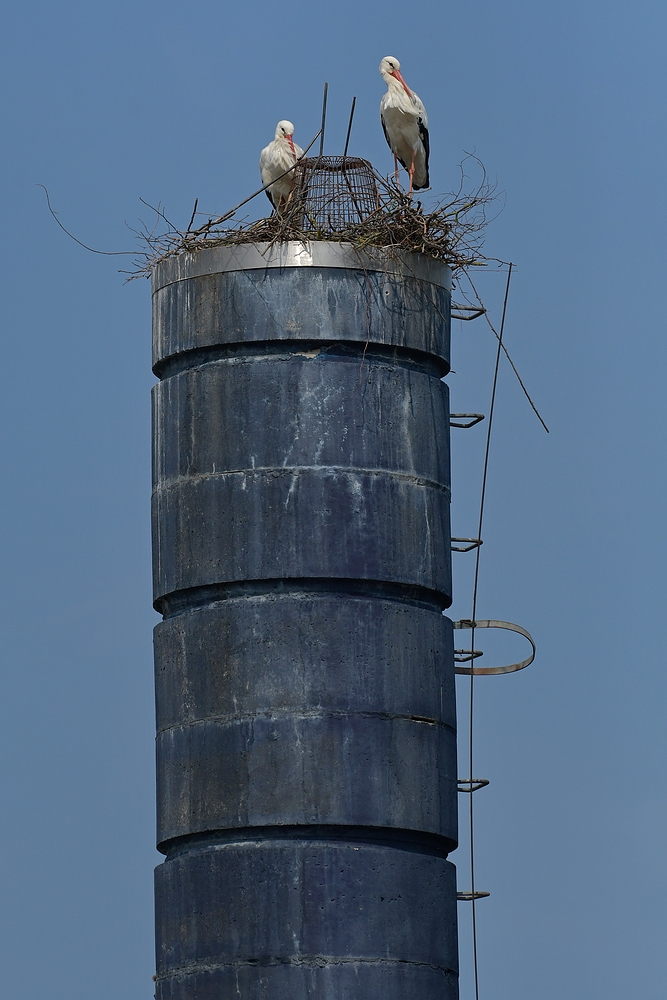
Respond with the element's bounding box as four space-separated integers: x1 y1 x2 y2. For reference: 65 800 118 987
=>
379 56 412 98
275 120 295 141
275 120 296 156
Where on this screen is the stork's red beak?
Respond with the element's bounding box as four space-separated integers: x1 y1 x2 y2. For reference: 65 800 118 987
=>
287 135 296 159
391 69 412 98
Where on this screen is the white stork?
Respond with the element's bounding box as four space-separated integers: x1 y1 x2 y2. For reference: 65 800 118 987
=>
259 120 304 213
379 56 430 193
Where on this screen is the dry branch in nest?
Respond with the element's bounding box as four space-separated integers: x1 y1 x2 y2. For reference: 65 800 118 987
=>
124 156 499 281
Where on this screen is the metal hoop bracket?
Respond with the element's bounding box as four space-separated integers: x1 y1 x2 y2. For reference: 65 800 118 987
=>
452 619 536 676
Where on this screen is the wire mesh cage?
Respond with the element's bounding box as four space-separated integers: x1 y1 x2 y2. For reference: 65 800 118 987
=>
288 156 380 232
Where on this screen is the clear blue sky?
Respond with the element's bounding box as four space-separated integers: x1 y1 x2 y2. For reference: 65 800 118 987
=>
1 1 665 997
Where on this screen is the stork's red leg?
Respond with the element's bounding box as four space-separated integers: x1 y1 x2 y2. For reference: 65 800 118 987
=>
408 149 415 195
393 154 400 188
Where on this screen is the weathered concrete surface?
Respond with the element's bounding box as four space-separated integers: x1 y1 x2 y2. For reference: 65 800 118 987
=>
155 596 456 849
152 352 452 605
152 352 450 484
155 841 458 1000
151 242 458 999
152 242 451 373
154 595 455 730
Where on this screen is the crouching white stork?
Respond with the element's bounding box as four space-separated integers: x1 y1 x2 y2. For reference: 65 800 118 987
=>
259 120 304 213
379 56 429 193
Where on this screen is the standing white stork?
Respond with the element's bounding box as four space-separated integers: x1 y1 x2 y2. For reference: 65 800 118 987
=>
379 56 430 193
259 120 304 213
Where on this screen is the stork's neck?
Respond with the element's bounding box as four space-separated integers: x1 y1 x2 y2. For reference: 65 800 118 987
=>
383 73 402 94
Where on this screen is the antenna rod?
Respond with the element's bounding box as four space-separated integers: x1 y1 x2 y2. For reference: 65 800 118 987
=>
319 82 328 157
343 96 356 158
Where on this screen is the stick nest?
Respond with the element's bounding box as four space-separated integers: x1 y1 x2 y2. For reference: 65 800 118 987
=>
125 158 498 281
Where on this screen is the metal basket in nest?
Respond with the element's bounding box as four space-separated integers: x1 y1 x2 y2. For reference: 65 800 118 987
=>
288 156 380 231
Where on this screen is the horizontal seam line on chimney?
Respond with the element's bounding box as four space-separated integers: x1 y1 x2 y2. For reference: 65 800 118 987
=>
152 466 451 495
153 339 449 380
156 957 458 979
159 824 455 860
155 579 452 618
155 711 456 737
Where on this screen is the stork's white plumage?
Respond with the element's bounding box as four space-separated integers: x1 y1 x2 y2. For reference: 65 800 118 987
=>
379 56 429 193
259 120 304 212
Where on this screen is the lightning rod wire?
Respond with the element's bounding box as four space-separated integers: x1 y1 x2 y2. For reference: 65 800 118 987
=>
467 262 513 1000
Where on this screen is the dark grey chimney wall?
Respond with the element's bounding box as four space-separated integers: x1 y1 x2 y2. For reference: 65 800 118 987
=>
151 242 458 1000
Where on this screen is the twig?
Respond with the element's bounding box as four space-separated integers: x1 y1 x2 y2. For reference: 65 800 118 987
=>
466 270 550 433
38 185 135 256
138 198 180 234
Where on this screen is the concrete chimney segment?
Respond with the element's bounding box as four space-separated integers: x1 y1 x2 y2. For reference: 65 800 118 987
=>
151 241 458 1000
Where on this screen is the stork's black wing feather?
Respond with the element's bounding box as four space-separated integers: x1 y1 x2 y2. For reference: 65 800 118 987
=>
381 114 392 154
415 117 430 189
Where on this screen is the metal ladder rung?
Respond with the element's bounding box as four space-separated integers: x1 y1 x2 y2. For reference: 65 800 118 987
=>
454 649 483 663
451 304 486 322
457 778 489 793
451 537 483 552
450 413 484 428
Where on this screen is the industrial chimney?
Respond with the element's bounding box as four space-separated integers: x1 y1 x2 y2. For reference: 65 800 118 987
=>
151 240 458 999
